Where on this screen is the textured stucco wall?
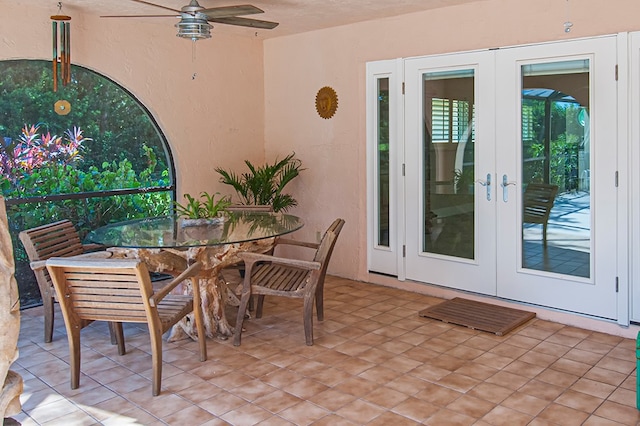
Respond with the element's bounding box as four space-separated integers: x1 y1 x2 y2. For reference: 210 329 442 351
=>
263 0 640 283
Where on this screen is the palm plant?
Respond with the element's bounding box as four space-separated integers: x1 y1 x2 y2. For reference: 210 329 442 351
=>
215 153 304 212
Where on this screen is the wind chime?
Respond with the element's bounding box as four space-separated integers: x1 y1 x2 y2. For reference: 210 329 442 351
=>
51 2 71 93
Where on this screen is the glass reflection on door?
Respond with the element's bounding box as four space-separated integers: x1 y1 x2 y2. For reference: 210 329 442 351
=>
521 60 591 278
422 69 475 259
377 78 390 247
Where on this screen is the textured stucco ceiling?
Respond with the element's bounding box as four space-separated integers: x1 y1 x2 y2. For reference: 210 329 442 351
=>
10 0 488 38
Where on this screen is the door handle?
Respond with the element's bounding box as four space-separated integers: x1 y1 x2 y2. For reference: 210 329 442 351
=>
501 174 516 202
475 173 491 201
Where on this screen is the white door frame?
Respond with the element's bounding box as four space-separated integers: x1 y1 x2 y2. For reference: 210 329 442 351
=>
366 34 629 325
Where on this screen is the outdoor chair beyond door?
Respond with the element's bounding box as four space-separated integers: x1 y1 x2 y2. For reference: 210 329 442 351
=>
46 257 207 396
19 219 111 343
234 218 345 346
523 183 559 245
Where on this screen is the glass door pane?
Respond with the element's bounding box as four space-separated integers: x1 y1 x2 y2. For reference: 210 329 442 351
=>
422 69 475 259
377 78 390 247
520 60 591 278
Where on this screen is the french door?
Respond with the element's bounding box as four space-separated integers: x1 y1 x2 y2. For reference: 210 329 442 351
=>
403 37 619 319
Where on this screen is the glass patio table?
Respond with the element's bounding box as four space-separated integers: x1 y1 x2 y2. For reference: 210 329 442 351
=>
86 212 303 340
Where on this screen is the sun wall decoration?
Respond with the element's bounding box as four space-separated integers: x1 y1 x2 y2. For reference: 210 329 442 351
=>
315 86 338 119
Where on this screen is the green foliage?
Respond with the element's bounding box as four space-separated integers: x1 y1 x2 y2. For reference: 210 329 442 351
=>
0 60 175 307
215 152 303 212
0 60 170 179
453 167 475 194
174 192 231 219
1 125 172 264
522 99 585 192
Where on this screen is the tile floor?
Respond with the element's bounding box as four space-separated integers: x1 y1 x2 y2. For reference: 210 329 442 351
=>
7 276 640 425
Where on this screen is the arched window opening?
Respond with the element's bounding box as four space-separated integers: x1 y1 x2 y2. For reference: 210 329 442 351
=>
0 59 176 307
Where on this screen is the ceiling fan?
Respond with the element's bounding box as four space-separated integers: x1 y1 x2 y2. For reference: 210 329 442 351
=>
101 0 279 40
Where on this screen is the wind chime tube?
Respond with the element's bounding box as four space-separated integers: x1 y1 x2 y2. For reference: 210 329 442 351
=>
52 21 58 92
60 22 66 85
64 21 71 85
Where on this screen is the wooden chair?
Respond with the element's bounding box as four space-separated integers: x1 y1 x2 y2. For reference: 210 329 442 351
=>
19 220 111 343
220 204 274 306
234 218 345 346
523 183 558 245
45 257 207 396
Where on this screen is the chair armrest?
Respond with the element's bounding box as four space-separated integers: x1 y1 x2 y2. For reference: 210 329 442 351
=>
30 260 47 272
238 251 321 271
82 243 106 252
30 250 112 271
150 261 202 307
74 251 113 259
275 238 319 250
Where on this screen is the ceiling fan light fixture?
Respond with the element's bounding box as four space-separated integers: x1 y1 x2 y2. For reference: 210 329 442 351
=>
175 14 212 41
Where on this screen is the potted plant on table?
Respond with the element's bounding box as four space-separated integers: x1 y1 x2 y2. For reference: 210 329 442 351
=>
214 152 304 212
174 191 231 226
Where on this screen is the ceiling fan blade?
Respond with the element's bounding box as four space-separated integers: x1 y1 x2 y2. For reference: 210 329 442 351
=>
100 14 178 18
200 5 264 19
130 0 182 14
208 16 279 29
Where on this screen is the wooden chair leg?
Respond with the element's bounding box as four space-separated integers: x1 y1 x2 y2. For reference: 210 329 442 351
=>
238 268 255 312
68 327 81 390
108 322 126 356
255 295 266 318
303 296 314 346
192 278 207 362
234 291 251 346
42 295 54 343
149 328 163 396
315 282 325 322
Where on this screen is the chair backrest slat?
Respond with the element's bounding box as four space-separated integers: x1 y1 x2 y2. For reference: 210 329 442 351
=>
47 258 155 324
19 220 85 261
314 219 345 266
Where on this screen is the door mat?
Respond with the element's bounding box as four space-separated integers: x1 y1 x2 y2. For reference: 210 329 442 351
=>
418 297 536 336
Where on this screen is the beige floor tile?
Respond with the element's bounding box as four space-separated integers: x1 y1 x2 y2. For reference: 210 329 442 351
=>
481 405 534 426
445 394 495 418
253 389 303 413
14 276 639 426
535 367 580 388
278 400 331 425
391 396 440 423
436 372 481 393
366 411 420 426
537 402 590 426
162 405 216 426
334 398 386 424
583 366 628 387
423 408 476 426
500 391 549 416
570 377 617 399
361 386 410 409
484 370 530 390
554 388 604 413
220 403 274 425
593 400 640 425
518 379 565 401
